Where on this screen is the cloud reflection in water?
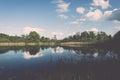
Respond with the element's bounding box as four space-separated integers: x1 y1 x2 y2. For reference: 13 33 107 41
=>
51 47 64 53
23 51 44 59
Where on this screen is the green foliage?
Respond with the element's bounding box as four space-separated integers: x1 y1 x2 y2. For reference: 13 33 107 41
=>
96 32 110 42
40 36 50 42
0 31 113 43
62 31 111 42
27 31 40 42
9 36 25 42
113 31 120 41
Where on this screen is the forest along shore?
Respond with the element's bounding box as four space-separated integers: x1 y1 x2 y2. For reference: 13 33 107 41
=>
1 31 117 47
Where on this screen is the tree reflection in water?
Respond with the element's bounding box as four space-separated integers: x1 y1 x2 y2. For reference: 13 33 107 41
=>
0 46 120 80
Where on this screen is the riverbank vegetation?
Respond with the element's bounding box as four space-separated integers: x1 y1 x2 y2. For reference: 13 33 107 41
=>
0 31 111 42
95 31 120 49
0 31 119 48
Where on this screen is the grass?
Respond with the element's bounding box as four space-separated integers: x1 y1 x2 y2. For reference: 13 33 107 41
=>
0 42 94 46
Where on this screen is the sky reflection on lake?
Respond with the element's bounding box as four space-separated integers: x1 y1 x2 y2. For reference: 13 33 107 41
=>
0 46 120 80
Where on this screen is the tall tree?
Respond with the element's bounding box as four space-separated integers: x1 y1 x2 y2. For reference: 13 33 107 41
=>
28 31 40 42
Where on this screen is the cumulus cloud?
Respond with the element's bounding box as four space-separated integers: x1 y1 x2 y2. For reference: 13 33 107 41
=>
86 9 103 21
76 7 85 14
107 9 120 22
58 14 68 19
70 9 103 24
56 2 70 13
23 26 45 34
88 28 99 32
71 8 120 24
86 8 120 22
91 0 110 9
113 20 120 23
103 10 112 18
23 52 44 59
70 18 86 25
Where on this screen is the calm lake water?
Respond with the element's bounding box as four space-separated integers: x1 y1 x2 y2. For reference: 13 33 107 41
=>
0 46 120 80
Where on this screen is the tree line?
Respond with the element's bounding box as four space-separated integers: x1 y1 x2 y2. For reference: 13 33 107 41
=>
0 31 51 42
0 31 119 44
62 31 112 42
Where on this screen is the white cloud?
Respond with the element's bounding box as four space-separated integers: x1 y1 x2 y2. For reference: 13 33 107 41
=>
56 2 70 13
52 0 70 20
95 9 120 22
101 10 112 20
113 20 120 23
68 32 76 36
70 18 86 25
91 0 110 9
76 7 85 14
115 27 120 30
86 9 103 21
23 26 45 34
103 10 112 17
51 32 64 39
88 28 99 32
58 14 68 19
107 9 120 22
23 52 44 59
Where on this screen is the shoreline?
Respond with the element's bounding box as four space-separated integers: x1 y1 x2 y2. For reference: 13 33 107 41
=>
0 42 93 47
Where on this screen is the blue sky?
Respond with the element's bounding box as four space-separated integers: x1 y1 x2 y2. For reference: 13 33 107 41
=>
0 0 120 39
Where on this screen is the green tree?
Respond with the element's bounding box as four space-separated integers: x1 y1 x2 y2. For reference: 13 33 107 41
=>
28 31 40 42
113 31 120 41
80 31 89 41
40 36 50 42
89 31 96 41
97 32 109 42
0 33 10 42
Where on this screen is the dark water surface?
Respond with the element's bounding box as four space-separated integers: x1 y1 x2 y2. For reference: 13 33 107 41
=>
0 46 120 80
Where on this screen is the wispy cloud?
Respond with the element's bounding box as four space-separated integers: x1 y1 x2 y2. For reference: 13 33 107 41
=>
70 18 86 25
52 0 64 3
56 2 70 13
58 14 68 19
52 0 70 19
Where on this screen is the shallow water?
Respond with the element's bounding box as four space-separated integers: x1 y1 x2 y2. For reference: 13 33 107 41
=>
0 46 120 80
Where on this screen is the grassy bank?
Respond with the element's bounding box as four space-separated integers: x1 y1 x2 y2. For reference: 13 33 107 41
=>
0 42 56 46
0 42 94 47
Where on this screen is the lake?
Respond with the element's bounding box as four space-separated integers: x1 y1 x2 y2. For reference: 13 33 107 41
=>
0 46 120 80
